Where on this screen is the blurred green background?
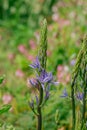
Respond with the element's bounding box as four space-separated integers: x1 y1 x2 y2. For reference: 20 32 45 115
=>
0 0 87 130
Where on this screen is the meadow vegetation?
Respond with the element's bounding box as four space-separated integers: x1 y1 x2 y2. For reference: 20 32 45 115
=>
0 0 87 130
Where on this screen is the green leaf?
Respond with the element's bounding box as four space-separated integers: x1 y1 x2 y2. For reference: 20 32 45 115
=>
0 104 11 115
0 75 5 84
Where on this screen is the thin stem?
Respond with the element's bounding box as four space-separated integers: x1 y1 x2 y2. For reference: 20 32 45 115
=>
37 106 42 130
71 38 85 129
37 85 43 130
81 66 87 129
37 19 47 130
71 75 77 130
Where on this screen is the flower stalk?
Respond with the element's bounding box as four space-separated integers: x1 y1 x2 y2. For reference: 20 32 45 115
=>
81 65 87 129
29 19 58 130
37 84 43 130
37 19 47 130
71 76 76 130
81 35 87 129
71 35 87 130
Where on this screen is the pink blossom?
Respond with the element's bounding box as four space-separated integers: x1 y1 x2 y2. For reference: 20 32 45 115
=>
47 50 52 56
27 55 35 61
18 45 27 55
8 53 15 61
34 32 39 42
52 13 59 22
15 69 24 78
60 19 70 26
57 65 70 84
57 65 64 72
2 94 12 104
29 39 36 49
58 19 70 29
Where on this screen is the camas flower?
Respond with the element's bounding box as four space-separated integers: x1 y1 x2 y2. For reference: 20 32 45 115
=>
29 78 38 87
29 57 59 93
60 88 68 98
37 70 54 84
37 69 59 89
76 92 83 100
29 57 40 69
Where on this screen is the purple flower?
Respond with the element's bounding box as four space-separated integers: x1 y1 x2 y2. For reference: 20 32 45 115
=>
37 70 48 82
29 78 38 87
29 57 40 69
37 70 59 89
60 88 68 98
43 72 53 83
70 59 76 66
76 92 83 100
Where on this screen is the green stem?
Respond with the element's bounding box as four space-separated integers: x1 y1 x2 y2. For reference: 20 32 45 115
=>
37 19 47 130
37 106 42 130
71 75 77 130
71 36 86 130
81 66 87 129
37 85 43 130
